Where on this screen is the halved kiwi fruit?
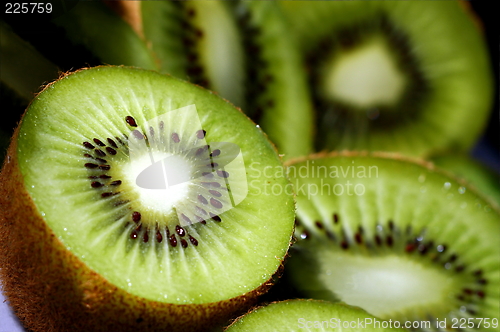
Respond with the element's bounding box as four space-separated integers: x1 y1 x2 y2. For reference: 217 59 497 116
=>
225 299 405 332
111 0 314 160
284 152 499 329
280 1 493 157
0 66 295 331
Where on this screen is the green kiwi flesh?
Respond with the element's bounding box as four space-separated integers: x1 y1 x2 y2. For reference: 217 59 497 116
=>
280 1 493 157
285 152 499 329
225 299 405 332
432 154 500 206
0 66 295 331
133 0 314 160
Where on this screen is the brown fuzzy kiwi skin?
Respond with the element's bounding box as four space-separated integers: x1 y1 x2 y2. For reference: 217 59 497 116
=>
0 110 274 332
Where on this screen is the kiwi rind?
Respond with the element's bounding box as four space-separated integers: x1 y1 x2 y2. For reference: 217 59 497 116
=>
279 1 493 157
225 299 405 331
431 154 500 206
0 66 295 331
283 151 500 327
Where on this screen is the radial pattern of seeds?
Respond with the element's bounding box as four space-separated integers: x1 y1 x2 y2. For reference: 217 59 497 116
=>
285 153 500 329
15 66 295 305
280 1 493 157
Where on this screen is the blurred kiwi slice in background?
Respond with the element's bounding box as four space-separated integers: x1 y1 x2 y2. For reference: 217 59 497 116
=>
108 0 314 160
279 1 493 157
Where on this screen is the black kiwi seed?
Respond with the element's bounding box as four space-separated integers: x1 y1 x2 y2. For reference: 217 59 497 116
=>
196 145 209 156
132 130 144 140
132 211 141 222
91 181 103 188
202 182 221 188
405 243 417 253
181 239 188 248
333 213 339 224
95 149 106 157
106 147 117 155
181 214 191 224
95 158 107 164
156 231 163 243
83 142 95 149
110 180 122 186
354 233 363 244
99 165 111 170
198 195 208 205
175 225 186 237
210 198 223 209
107 138 118 148
211 149 221 157
93 138 105 147
196 129 206 139
210 213 221 222
125 115 138 127
171 133 180 143
478 278 488 285
143 232 149 243
217 170 229 178
189 235 198 246
85 163 98 169
84 153 93 159
209 190 222 197
169 234 178 247
196 206 207 216
130 230 138 239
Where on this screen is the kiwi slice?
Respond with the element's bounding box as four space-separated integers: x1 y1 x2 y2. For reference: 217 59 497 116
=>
284 152 499 329
115 1 314 160
0 66 295 331
432 154 500 206
225 299 405 331
279 1 493 157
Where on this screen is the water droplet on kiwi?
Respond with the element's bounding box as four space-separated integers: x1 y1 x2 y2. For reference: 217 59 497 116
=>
443 182 451 191
458 187 466 194
418 174 426 183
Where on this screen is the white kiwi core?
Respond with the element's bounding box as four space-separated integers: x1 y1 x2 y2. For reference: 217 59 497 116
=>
317 250 456 318
321 38 406 109
123 150 193 216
